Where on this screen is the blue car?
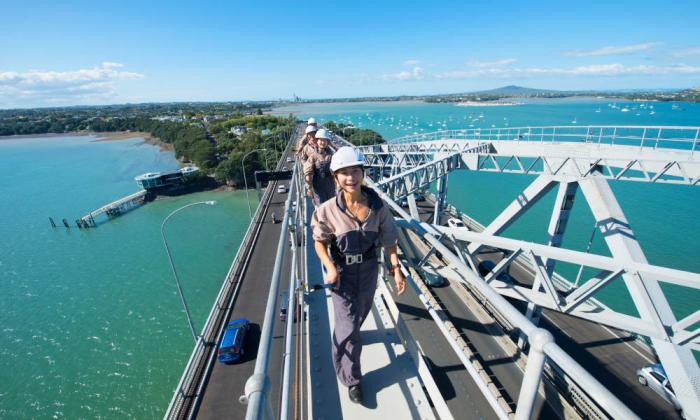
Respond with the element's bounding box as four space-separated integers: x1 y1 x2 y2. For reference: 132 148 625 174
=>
218 318 250 364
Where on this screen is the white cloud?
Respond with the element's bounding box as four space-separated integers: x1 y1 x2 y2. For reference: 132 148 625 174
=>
383 66 425 81
403 59 421 66
563 42 663 57
0 62 144 106
670 47 700 58
468 58 517 67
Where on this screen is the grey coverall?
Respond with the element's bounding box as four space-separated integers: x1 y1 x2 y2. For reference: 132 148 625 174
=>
311 186 399 387
303 145 335 206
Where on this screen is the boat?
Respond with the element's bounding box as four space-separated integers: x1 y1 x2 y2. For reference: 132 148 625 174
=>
621 107 630 112
595 108 601 113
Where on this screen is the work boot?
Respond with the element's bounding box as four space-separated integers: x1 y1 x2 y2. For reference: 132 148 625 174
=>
348 384 363 404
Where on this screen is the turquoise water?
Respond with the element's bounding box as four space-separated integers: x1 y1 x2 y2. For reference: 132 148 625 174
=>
0 136 256 418
277 99 700 319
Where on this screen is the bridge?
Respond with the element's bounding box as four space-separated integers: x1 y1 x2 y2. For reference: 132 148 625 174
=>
165 124 700 419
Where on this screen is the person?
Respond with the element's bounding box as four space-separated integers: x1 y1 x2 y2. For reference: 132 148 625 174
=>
296 125 317 161
307 117 317 127
311 146 406 405
304 128 335 206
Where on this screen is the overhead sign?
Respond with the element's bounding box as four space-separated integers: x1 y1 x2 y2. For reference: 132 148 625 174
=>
255 170 293 183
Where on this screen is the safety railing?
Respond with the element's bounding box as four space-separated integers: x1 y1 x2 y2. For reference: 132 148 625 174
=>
390 125 700 154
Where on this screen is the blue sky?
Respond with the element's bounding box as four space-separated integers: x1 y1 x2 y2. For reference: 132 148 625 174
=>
1 0 699 108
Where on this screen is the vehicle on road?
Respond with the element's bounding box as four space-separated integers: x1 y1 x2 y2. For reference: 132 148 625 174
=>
218 318 250 363
277 184 287 193
286 157 293 163
271 212 279 224
477 260 514 283
279 292 288 322
447 218 467 229
282 166 288 170
637 364 683 414
421 268 446 287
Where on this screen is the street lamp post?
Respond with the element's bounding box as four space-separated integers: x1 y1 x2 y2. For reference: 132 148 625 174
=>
161 200 217 343
241 148 267 219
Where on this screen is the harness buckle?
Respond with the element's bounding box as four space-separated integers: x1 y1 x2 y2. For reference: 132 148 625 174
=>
345 254 363 265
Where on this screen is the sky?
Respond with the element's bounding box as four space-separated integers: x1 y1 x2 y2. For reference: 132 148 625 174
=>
1 0 700 108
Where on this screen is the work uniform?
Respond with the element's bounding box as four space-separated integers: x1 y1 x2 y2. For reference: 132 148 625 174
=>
303 145 335 206
299 140 316 163
311 186 399 387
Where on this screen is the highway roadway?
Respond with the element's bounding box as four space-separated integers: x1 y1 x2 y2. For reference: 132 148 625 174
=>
195 143 298 419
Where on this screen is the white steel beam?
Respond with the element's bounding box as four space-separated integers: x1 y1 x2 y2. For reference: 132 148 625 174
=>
467 175 557 254
578 176 700 416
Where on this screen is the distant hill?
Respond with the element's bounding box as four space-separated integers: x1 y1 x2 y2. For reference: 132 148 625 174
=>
470 85 562 96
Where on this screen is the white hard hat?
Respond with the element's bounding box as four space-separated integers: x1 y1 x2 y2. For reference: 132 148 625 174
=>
315 128 331 140
330 146 365 172
307 117 317 125
305 125 317 134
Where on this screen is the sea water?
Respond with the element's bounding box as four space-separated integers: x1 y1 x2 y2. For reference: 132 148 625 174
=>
0 135 256 418
276 99 700 318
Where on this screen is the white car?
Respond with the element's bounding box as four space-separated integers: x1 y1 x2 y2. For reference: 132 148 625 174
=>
277 185 287 193
447 218 467 229
286 157 293 163
637 364 683 414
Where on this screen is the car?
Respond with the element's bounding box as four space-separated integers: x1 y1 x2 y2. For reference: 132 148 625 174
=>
218 318 250 363
279 292 288 322
637 364 683 413
447 218 467 229
421 268 446 287
282 166 288 170
477 260 514 283
286 157 293 163
277 184 287 193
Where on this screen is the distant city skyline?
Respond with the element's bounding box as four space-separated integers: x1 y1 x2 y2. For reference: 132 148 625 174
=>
2 0 699 108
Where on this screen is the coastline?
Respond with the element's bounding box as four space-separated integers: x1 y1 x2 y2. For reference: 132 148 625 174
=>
0 130 175 152
91 131 175 152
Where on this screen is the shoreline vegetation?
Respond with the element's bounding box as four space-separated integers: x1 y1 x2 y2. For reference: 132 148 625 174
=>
0 103 385 193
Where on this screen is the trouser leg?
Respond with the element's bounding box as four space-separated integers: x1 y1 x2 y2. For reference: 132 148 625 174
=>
330 263 378 387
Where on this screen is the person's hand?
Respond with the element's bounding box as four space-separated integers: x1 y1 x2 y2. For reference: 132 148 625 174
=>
325 265 339 286
394 266 406 295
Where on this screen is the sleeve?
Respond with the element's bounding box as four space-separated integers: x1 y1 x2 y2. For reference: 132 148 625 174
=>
311 207 333 244
378 203 399 247
303 153 314 178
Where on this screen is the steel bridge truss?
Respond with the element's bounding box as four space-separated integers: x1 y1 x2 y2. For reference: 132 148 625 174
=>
355 127 700 417
361 142 700 186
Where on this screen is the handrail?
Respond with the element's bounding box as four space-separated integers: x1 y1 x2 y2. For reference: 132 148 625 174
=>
389 125 700 154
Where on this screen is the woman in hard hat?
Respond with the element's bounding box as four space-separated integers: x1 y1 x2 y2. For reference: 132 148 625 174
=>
304 128 335 206
311 146 406 405
296 125 317 161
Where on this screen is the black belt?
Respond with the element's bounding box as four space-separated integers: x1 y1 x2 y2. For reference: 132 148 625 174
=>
330 245 377 266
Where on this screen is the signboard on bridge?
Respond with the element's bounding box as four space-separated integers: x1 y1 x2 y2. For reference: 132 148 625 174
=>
255 170 293 183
